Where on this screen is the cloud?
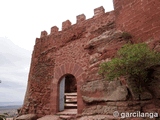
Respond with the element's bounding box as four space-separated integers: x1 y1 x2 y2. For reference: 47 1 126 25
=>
0 37 31 102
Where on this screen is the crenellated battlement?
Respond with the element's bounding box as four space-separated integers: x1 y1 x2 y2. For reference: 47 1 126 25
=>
76 14 86 23
40 6 106 38
40 31 48 38
50 26 59 34
94 6 105 17
62 20 72 31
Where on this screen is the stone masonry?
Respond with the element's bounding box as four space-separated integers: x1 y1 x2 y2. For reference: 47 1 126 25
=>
20 0 160 119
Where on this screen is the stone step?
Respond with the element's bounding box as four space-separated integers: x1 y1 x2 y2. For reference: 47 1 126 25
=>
64 92 77 109
56 109 77 115
65 103 77 109
39 109 77 120
65 103 77 106
65 92 77 96
59 115 73 119
66 97 77 102
66 96 77 99
65 92 77 105
66 99 77 103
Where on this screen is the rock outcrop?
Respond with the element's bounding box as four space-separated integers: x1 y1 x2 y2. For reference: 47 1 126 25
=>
81 80 128 103
15 114 37 120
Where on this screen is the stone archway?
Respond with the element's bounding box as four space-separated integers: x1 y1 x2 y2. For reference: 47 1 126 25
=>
51 63 85 114
59 74 77 112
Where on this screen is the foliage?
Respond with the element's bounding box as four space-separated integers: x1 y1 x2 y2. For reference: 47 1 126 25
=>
99 43 160 85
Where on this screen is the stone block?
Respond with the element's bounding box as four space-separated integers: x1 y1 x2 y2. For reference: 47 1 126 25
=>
94 6 105 17
40 31 48 38
62 20 71 30
50 26 59 34
76 14 86 23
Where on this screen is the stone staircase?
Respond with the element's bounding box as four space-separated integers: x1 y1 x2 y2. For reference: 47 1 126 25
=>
55 92 78 119
38 93 78 120
65 92 77 109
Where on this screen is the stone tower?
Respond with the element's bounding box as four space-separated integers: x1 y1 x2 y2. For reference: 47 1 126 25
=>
19 0 160 119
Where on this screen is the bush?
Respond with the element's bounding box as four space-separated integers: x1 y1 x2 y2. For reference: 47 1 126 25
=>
99 43 160 90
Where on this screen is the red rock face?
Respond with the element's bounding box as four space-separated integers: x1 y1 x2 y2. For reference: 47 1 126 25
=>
20 1 160 118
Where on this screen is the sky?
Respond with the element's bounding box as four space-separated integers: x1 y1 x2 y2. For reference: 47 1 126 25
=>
0 0 114 103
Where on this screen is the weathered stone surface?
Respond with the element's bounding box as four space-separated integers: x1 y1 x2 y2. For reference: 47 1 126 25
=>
16 114 37 120
85 30 124 49
81 80 128 103
82 105 118 115
77 115 120 120
86 30 127 61
81 101 158 117
107 86 128 101
37 115 60 120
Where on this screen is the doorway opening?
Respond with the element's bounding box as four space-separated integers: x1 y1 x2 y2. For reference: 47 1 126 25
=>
59 74 77 112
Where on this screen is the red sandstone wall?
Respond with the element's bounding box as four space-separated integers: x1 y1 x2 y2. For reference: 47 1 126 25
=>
113 0 160 42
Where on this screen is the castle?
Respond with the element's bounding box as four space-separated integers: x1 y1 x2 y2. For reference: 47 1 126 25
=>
19 0 160 119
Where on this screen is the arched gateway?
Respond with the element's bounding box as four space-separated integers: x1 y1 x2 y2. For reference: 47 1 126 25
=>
59 74 77 111
50 63 84 114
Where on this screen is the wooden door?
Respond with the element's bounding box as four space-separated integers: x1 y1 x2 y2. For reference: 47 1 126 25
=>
59 77 65 111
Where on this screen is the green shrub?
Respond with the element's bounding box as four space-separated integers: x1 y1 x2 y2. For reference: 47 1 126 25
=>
99 43 160 90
